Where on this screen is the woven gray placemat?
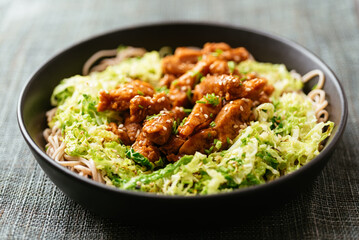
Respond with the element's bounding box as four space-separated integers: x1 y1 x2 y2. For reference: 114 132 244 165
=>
1 0 358 239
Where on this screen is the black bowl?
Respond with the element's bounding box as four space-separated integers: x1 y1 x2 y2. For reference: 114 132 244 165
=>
17 22 347 221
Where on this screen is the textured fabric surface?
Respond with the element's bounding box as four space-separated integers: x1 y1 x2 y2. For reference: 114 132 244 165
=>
1 0 358 238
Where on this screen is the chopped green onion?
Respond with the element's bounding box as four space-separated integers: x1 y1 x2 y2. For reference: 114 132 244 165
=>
172 120 178 134
205 146 214 155
189 70 199 77
179 117 188 127
186 88 192 101
228 61 235 73
204 93 220 106
211 49 223 57
213 139 222 150
146 113 162 121
155 86 169 94
172 80 179 87
183 108 192 114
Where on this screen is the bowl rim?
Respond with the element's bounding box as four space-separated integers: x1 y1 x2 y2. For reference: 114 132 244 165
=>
17 21 348 200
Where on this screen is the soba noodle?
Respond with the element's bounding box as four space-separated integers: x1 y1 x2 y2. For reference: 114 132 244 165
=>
44 109 104 182
301 69 329 122
82 47 147 76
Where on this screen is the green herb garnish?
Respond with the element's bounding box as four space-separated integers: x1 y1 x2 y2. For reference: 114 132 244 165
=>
186 88 192 101
183 108 192 114
146 113 162 121
179 117 188 127
172 80 179 87
155 86 169 94
228 61 235 73
204 146 214 155
204 93 220 106
172 120 178 134
211 49 223 57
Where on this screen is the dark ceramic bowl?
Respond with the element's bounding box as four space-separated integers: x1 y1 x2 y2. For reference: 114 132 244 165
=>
18 22 347 221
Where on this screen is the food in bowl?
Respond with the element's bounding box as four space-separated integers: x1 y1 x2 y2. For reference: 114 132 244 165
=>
43 42 333 195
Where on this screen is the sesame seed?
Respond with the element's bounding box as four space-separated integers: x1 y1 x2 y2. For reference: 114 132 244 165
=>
234 124 238 129
135 129 140 138
118 124 124 128
245 88 251 91
163 126 167 131
195 113 200 116
240 106 244 111
204 114 208 119
166 119 171 123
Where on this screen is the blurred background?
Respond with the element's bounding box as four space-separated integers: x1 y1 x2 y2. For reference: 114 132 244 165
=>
1 0 358 238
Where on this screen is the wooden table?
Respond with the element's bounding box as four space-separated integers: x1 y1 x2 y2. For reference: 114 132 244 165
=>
1 0 358 238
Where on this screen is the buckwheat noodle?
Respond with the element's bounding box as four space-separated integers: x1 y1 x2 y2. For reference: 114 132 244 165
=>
82 47 146 76
301 69 328 122
43 109 104 182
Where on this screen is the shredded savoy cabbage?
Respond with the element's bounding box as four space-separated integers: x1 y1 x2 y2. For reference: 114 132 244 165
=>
48 51 334 195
